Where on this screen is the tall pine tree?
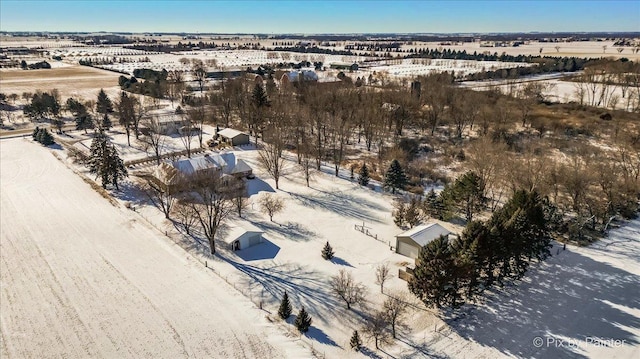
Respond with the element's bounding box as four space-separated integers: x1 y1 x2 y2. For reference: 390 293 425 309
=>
88 128 127 189
358 163 370 186
441 171 486 222
278 291 292 320
106 144 128 190
384 159 407 194
96 89 113 115
408 235 463 309
97 89 113 130
294 307 312 333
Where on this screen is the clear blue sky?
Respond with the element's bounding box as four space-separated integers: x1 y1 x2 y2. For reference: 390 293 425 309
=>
1 1 638 33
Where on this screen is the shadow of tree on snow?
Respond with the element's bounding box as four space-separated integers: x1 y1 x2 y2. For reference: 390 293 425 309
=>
445 246 640 359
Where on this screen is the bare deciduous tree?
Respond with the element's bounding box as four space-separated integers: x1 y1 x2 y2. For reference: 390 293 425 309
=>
363 310 391 350
172 200 198 235
383 291 410 339
330 269 367 309
191 59 207 93
167 70 185 107
258 137 286 190
140 177 178 219
142 117 166 165
258 193 284 221
189 174 234 255
178 114 196 158
375 263 392 293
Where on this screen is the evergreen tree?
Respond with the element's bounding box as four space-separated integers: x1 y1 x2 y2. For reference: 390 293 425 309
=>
32 126 40 141
321 241 334 260
423 188 447 220
278 291 292 320
393 201 406 227
441 171 485 222
408 235 463 308
358 163 370 186
106 144 128 190
404 196 424 228
96 89 113 131
349 330 362 351
294 307 312 333
75 113 94 134
38 128 55 146
96 89 113 115
88 129 127 189
488 190 551 282
252 83 269 108
88 129 110 188
384 159 407 194
101 113 112 130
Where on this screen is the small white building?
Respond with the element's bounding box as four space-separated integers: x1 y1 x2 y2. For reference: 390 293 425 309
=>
224 223 264 251
395 223 452 259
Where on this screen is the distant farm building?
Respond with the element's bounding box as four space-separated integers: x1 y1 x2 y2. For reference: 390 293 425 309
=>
206 69 244 79
395 223 452 259
224 223 264 251
245 73 265 86
217 128 250 146
280 70 318 87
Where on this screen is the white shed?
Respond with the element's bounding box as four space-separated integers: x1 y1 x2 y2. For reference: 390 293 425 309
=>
224 223 264 251
395 223 452 259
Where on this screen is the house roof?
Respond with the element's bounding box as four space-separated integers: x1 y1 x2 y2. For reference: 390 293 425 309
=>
155 162 182 185
230 159 252 174
167 152 251 177
222 223 264 244
217 128 247 139
171 155 218 175
396 223 451 247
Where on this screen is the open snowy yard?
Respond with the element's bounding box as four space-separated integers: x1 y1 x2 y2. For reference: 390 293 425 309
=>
0 138 308 358
139 144 640 359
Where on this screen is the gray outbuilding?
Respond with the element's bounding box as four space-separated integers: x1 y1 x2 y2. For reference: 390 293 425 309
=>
395 223 452 259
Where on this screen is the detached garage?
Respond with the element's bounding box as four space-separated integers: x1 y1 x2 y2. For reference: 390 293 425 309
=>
217 128 250 146
224 224 264 251
395 223 452 259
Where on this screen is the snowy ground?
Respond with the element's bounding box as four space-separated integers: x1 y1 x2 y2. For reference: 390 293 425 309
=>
2 122 638 358
100 131 640 358
0 138 309 358
460 74 638 111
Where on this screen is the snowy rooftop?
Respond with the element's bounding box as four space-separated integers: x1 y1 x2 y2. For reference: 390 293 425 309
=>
169 152 250 176
217 128 247 139
223 223 264 244
396 223 451 247
172 155 220 175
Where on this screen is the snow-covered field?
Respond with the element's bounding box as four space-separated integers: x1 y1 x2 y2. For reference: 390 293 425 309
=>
460 75 638 111
365 58 533 78
0 138 309 358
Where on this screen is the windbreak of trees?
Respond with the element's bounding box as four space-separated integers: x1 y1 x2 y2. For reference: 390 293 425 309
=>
20 60 51 70
23 91 61 122
409 190 554 309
